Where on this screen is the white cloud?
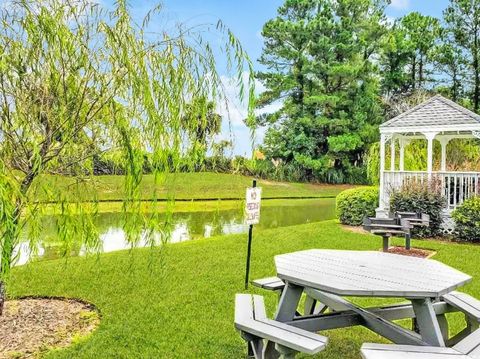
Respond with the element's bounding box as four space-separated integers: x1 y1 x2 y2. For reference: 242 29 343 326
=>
383 15 397 26
215 72 281 156
390 0 410 10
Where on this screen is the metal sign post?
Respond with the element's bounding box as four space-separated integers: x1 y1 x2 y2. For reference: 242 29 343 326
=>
244 179 261 289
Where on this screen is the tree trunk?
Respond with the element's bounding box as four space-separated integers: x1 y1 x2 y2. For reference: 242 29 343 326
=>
418 56 424 88
0 205 21 282
474 50 479 112
474 29 479 111
411 56 416 90
0 281 4 315
452 69 458 102
0 171 36 284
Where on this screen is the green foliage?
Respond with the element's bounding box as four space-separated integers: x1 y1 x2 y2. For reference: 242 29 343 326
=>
336 187 379 226
380 22 413 95
256 0 386 184
444 0 480 111
366 142 380 185
433 31 467 102
390 182 446 238
0 0 254 283
181 98 223 170
400 12 441 90
452 197 480 242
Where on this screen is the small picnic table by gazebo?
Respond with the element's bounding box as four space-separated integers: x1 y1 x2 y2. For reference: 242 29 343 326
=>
376 95 480 228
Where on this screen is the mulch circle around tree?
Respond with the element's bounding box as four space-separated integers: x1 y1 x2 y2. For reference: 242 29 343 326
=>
0 298 99 359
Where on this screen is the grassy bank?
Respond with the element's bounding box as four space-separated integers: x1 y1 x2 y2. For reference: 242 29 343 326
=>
36 172 353 202
9 221 479 358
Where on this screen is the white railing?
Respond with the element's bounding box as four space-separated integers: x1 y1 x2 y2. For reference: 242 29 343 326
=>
383 171 480 211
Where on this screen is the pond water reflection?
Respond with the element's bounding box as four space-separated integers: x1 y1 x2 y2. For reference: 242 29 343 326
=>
15 198 336 266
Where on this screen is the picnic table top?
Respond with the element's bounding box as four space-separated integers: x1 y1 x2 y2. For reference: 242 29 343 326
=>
275 249 471 298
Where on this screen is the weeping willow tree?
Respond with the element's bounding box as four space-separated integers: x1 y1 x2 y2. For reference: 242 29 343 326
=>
0 0 254 312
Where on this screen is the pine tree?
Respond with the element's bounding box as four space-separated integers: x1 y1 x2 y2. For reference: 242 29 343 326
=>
257 0 387 183
444 0 480 111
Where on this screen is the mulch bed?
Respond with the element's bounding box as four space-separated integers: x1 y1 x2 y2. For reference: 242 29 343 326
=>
385 246 435 258
0 298 99 359
341 225 436 258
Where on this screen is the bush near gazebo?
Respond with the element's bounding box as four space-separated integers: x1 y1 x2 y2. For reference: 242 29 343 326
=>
452 197 480 242
336 187 379 226
390 182 446 238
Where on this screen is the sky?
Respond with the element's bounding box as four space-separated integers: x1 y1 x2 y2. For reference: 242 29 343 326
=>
123 0 451 156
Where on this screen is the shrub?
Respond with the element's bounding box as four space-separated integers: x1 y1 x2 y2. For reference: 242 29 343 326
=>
390 181 446 238
336 187 379 226
452 197 480 242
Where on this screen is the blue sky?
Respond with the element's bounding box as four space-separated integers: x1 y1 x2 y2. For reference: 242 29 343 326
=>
131 0 452 156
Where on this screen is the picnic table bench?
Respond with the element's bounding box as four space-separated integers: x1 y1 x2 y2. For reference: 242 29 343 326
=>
364 211 430 251
361 328 480 358
363 217 413 251
395 211 430 227
234 294 328 358
360 291 480 358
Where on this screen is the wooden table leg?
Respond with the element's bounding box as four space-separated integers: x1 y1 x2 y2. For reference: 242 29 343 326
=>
405 233 411 250
263 282 303 358
275 282 303 322
411 298 446 346
382 235 389 252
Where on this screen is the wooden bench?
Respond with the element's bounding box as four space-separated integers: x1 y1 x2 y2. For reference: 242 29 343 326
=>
443 291 480 324
361 343 469 358
234 294 328 358
442 291 480 344
364 217 413 251
395 212 430 227
453 328 480 358
252 277 285 293
361 329 480 358
361 292 480 359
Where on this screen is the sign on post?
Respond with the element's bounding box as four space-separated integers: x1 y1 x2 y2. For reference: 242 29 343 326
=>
245 187 262 225
244 181 261 289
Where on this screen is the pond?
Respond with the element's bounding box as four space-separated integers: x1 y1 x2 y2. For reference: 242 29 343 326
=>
14 198 336 266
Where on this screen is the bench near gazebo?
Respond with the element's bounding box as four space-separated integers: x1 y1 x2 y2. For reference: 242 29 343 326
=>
375 95 480 232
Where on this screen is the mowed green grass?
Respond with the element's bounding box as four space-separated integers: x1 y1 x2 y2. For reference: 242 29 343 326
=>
36 172 353 202
9 221 480 358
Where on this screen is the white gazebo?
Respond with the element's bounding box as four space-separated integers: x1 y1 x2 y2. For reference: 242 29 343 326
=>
377 95 480 225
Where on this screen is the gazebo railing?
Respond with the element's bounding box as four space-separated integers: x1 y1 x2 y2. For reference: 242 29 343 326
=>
383 171 480 211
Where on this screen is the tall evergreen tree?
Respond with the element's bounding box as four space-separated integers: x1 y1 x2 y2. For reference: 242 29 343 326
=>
401 12 441 90
256 0 387 183
444 0 480 111
380 21 414 96
433 28 467 102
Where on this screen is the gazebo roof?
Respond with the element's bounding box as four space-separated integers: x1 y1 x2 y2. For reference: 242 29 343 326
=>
380 95 480 134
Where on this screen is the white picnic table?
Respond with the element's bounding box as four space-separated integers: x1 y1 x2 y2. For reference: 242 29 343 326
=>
267 249 472 355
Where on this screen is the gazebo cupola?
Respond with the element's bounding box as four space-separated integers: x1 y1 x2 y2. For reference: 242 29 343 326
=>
376 95 480 219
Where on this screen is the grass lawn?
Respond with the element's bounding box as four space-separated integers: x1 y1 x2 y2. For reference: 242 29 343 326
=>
9 220 480 358
52 197 336 215
36 172 353 202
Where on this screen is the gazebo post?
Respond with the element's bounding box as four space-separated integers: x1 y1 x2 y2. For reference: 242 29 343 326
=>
390 136 396 171
399 138 410 172
377 133 388 218
438 137 451 172
424 132 438 179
